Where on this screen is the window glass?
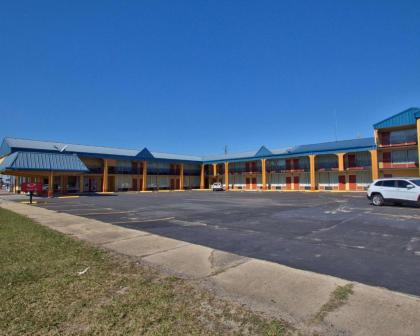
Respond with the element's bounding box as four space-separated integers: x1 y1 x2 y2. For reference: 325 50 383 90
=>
410 179 420 187
408 149 419 163
382 180 396 187
375 181 383 186
397 180 410 188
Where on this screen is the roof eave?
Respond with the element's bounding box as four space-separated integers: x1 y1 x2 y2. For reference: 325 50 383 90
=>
203 145 376 164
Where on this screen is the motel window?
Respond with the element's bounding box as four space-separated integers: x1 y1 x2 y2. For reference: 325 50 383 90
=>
389 129 417 144
408 149 418 163
391 150 418 164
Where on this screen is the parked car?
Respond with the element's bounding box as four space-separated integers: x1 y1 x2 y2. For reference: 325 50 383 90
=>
367 178 420 206
211 182 224 191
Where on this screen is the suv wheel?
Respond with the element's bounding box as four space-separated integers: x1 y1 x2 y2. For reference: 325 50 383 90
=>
372 193 384 206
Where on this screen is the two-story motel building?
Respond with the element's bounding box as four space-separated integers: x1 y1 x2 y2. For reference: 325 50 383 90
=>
1 108 419 197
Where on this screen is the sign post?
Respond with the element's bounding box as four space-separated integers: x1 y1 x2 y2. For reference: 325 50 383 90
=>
21 182 42 204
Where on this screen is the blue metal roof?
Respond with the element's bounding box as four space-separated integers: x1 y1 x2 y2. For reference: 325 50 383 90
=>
271 137 375 156
373 107 420 129
0 136 376 166
0 137 203 163
0 151 89 172
202 149 259 162
150 151 202 162
1 137 140 158
255 146 273 157
203 138 375 163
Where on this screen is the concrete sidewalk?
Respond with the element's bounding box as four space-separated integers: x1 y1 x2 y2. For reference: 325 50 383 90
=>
1 198 420 336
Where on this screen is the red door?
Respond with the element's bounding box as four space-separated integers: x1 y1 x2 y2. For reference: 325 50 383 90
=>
338 175 346 190
381 132 390 146
349 175 356 190
293 176 299 190
293 159 300 170
252 177 257 189
246 177 250 189
382 152 391 168
348 154 356 168
286 176 292 189
132 178 138 191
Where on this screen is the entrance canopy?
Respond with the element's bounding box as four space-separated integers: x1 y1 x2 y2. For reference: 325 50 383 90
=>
0 151 89 173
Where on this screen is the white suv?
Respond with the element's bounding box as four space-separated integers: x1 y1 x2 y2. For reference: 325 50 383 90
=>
367 178 420 206
211 182 224 191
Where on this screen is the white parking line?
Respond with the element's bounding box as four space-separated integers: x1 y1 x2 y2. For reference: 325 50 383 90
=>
110 216 175 224
50 208 106 212
51 207 113 213
42 204 96 209
365 212 420 220
72 210 137 216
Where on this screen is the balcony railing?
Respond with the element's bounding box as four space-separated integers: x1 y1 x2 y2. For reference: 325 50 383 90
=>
267 167 285 173
316 165 338 171
88 167 103 174
229 167 261 174
184 169 200 176
267 167 310 173
146 168 180 175
380 162 418 169
108 167 141 175
379 140 417 148
89 166 200 175
346 161 371 170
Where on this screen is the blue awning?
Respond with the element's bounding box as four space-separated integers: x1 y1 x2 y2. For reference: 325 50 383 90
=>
0 151 89 173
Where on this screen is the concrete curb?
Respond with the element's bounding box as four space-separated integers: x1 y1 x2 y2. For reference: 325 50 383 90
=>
1 198 419 336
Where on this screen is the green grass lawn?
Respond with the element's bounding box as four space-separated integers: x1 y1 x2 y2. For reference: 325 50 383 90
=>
0 208 289 336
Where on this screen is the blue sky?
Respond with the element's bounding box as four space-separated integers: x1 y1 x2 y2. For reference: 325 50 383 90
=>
1 1 419 156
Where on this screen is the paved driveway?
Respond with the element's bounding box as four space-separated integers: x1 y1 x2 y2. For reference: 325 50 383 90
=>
34 191 420 296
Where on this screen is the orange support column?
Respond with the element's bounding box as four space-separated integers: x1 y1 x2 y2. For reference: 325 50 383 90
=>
261 159 267 190
12 176 16 193
142 161 147 191
224 162 229 190
138 162 142 191
337 153 345 172
14 176 19 193
179 164 184 190
200 164 205 189
102 159 109 192
48 172 54 198
309 155 316 191
79 175 84 193
61 176 67 194
213 163 217 176
417 118 420 176
374 129 380 146
370 150 379 180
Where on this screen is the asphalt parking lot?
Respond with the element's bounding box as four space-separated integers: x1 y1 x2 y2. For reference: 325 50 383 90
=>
33 191 420 296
